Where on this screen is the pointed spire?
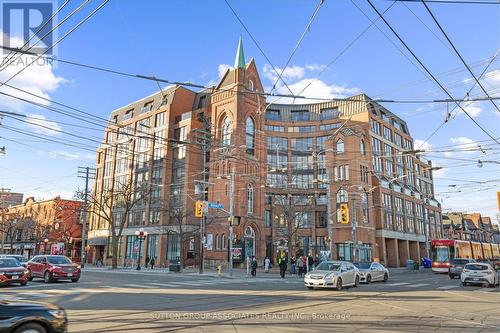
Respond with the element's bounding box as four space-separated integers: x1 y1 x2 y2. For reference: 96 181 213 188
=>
234 36 246 69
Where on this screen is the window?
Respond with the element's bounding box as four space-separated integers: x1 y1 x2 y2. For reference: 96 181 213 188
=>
319 123 341 131
146 235 157 259
337 188 348 203
320 107 339 120
334 165 349 181
290 110 310 121
222 234 227 250
370 120 381 135
123 109 134 120
361 192 369 224
221 116 232 147
247 184 254 215
248 80 254 91
336 139 344 154
197 95 207 109
316 211 327 227
167 234 181 261
265 109 281 121
155 112 166 127
265 210 272 227
107 237 122 259
125 235 136 259
216 234 221 250
264 125 284 132
383 127 392 141
246 117 255 155
291 138 313 151
360 139 366 155
141 101 153 113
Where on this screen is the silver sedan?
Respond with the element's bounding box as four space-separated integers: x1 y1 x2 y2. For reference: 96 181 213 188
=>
354 262 389 283
304 261 360 291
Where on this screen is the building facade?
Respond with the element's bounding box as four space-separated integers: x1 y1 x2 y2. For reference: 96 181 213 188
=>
0 196 83 259
442 212 499 243
87 40 442 268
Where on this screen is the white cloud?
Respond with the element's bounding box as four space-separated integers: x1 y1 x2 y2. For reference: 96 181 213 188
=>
36 150 95 161
26 113 62 136
449 137 483 154
218 64 231 79
459 102 482 118
482 69 500 87
263 64 306 83
0 31 65 111
305 64 324 71
414 139 432 151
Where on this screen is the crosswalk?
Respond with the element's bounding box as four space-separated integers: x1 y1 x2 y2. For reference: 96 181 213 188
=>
386 281 498 293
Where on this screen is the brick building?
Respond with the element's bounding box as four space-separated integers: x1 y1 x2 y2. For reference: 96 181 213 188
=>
87 39 441 268
443 212 499 243
0 196 83 260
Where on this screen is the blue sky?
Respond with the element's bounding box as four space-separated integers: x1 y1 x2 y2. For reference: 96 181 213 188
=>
0 0 499 219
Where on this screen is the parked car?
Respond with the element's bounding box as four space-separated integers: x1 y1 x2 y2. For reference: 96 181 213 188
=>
448 258 475 279
354 262 389 283
0 255 28 267
492 257 500 271
0 257 30 286
461 262 499 288
27 255 81 283
0 299 67 333
304 261 360 290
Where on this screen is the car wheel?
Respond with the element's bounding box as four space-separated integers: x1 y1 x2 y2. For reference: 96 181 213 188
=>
383 273 388 283
13 322 47 333
462 282 467 286
354 275 360 287
335 278 343 291
43 271 52 283
28 270 33 281
306 286 313 290
71 277 80 283
366 275 372 283
449 274 454 279
20 281 28 286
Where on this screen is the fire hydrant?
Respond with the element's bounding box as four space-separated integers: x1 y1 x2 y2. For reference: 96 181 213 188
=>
217 265 222 276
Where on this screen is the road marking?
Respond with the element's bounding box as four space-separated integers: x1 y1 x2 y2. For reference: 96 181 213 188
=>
438 285 459 290
475 288 496 293
407 283 429 288
387 282 410 286
123 283 157 289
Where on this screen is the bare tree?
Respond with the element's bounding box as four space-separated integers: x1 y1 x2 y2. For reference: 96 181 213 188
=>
79 180 149 269
272 193 314 258
0 213 23 254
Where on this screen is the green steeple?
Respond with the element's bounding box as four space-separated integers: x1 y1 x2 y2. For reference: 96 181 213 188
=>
234 36 246 69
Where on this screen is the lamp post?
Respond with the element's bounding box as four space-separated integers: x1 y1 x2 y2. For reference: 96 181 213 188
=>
43 238 49 255
135 228 147 270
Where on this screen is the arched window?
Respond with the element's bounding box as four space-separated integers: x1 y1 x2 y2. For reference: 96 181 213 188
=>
221 116 232 147
246 117 255 155
216 234 221 250
247 184 254 215
336 188 348 203
336 139 345 154
360 139 366 155
248 79 254 91
222 234 227 250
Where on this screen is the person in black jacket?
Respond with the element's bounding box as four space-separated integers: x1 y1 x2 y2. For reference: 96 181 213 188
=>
251 256 257 277
279 255 287 278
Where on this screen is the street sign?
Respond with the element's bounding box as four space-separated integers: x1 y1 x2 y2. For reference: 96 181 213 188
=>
208 202 224 209
202 201 209 213
195 201 203 217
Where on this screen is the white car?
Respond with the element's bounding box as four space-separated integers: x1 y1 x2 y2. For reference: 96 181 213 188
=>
461 263 499 288
354 262 389 283
304 261 360 291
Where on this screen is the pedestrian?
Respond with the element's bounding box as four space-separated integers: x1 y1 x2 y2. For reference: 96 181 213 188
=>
150 256 156 270
302 255 308 273
297 255 304 277
279 255 287 278
314 254 319 268
264 256 270 273
307 254 314 272
251 256 257 277
290 256 296 275
145 256 150 269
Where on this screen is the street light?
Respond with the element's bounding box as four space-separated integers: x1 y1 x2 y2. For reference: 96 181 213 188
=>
477 160 500 168
134 228 148 270
43 238 49 255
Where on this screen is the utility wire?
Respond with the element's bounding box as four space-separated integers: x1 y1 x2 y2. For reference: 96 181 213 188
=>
223 0 295 97
390 0 500 4
420 0 500 114
365 0 500 145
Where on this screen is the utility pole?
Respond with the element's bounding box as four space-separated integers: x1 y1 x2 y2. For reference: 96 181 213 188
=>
228 169 234 276
326 159 334 260
351 197 357 263
424 207 430 258
193 127 212 274
77 166 95 268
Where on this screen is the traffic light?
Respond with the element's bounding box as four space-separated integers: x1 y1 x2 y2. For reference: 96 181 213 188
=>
195 201 203 217
339 203 349 224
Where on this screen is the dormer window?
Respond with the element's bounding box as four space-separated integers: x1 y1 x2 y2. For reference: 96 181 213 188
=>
248 79 254 91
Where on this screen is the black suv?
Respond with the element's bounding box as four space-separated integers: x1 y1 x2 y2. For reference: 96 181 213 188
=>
0 299 67 333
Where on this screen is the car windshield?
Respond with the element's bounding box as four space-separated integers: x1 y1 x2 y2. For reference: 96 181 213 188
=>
354 263 371 269
453 259 469 266
0 258 20 267
315 262 341 271
47 256 72 265
465 264 487 271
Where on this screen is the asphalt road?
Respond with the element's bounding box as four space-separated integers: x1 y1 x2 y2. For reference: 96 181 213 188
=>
2 268 499 332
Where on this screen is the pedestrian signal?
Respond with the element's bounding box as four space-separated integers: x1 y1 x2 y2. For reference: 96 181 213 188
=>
339 203 349 224
195 201 203 217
